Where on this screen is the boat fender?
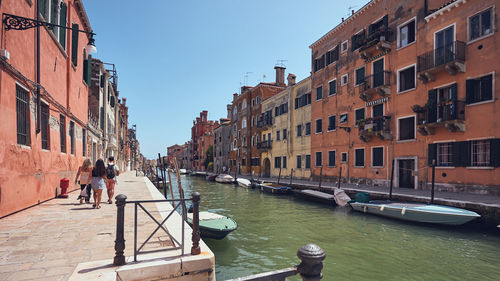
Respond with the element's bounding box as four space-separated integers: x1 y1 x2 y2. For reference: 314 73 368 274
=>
363 206 367 213
380 205 385 212
401 207 406 216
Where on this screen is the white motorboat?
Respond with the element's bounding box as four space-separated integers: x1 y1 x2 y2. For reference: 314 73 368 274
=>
236 178 251 188
215 174 235 184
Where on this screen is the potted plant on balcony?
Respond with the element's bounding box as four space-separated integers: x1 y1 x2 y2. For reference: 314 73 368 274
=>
411 104 425 113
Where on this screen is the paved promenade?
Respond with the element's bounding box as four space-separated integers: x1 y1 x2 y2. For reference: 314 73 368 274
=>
0 172 176 281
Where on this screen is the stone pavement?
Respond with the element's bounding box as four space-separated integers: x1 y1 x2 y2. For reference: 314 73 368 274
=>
0 172 176 281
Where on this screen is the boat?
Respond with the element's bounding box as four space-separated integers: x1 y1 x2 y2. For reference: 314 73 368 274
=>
206 173 217 181
236 178 251 188
295 189 336 206
215 174 235 184
260 183 292 194
186 211 237 240
178 169 188 174
349 198 480 226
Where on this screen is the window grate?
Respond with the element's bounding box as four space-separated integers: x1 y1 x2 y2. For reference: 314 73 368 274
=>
16 85 30 146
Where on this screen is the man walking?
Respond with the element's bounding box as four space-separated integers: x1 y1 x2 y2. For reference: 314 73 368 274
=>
106 156 120 204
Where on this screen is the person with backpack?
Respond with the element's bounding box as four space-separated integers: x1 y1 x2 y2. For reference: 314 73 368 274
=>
106 156 120 204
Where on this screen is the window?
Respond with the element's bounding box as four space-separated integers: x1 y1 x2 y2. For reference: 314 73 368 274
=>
305 122 311 135
276 130 280 141
82 49 92 85
233 107 237 116
316 86 323 100
71 23 79 65
256 96 261 104
327 115 336 131
326 45 339 65
328 151 336 167
69 121 75 155
295 93 312 109
274 157 281 169
372 104 384 118
41 102 50 150
60 114 66 153
296 155 302 169
329 79 337 96
339 113 348 124
305 155 311 169
283 128 287 140
372 147 383 167
466 74 493 104
437 143 453 166
314 55 325 72
242 158 246 166
282 156 287 169
315 151 322 167
242 99 247 109
398 65 416 93
297 124 302 137
16 84 30 146
398 116 415 141
341 40 348 53
341 152 348 163
355 108 365 125
355 67 366 86
233 124 237 132
41 0 67 49
469 8 493 41
398 18 416 48
315 119 323 134
242 117 247 128
471 140 490 166
355 148 365 167
341 74 348 86
351 29 366 51
251 116 255 127
252 99 255 107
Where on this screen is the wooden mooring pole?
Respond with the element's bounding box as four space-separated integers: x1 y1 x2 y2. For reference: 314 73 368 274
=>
318 167 323 189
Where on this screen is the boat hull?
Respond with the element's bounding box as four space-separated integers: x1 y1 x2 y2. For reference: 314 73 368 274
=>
236 178 251 188
350 201 480 226
295 189 336 206
206 174 217 181
187 211 237 240
260 183 292 194
215 174 235 184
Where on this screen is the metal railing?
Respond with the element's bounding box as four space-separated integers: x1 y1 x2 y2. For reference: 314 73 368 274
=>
113 192 201 266
417 100 465 125
257 140 272 150
359 27 391 52
225 244 325 281
417 41 466 73
358 115 391 134
362 71 392 92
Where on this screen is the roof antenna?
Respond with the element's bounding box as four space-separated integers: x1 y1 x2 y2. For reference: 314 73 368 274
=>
346 5 357 17
276 60 287 68
244 72 253 86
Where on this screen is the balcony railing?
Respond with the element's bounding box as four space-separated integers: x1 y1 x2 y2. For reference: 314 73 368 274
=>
359 71 392 101
416 100 465 134
359 27 392 56
257 140 272 150
357 115 392 142
417 41 466 82
257 116 273 128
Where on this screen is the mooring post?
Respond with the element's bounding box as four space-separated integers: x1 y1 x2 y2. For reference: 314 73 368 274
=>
113 194 127 266
431 159 436 204
278 167 282 184
318 167 323 189
389 158 395 201
191 192 201 255
290 168 293 185
296 244 326 281
337 167 342 189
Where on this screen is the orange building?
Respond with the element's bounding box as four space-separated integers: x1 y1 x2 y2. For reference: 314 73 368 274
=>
0 0 95 217
190 111 217 171
310 0 499 194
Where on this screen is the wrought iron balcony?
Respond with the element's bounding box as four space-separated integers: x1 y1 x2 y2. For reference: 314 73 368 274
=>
257 114 273 128
359 27 392 59
417 41 466 83
357 115 392 142
359 71 392 101
416 100 466 135
257 140 272 150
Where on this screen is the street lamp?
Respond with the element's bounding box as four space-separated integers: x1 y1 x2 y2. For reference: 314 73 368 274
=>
2 11 97 133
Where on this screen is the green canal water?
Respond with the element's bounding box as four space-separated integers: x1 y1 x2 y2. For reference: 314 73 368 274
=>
166 176 500 281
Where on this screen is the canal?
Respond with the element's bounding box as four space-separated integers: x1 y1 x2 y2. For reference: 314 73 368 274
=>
166 175 500 280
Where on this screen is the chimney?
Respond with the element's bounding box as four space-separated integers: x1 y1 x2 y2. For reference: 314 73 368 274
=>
274 66 286 86
233 93 238 101
352 10 354 15
287 73 296 86
342 17 344 22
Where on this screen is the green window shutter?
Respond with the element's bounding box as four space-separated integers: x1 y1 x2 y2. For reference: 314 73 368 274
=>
82 58 88 82
59 3 67 50
490 138 500 167
86 55 92 85
50 0 57 26
428 143 437 166
39 0 47 19
71 24 79 66
427 89 437 123
450 83 457 100
453 141 469 167
481 74 493 101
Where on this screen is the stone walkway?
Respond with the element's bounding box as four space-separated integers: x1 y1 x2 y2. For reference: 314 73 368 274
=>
0 172 172 281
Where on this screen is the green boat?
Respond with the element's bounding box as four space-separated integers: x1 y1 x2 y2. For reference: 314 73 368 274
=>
187 211 237 240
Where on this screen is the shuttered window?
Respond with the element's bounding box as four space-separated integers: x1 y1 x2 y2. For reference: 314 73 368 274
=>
355 148 365 167
60 115 66 153
16 85 31 146
305 122 311 135
82 129 86 156
58 2 67 49
296 155 302 169
315 152 322 167
328 151 336 167
41 103 50 150
305 155 311 169
329 79 337 96
315 119 322 133
282 156 287 169
316 86 323 100
372 147 383 167
69 121 75 155
71 23 79 66
274 157 281 169
466 74 493 104
328 115 336 131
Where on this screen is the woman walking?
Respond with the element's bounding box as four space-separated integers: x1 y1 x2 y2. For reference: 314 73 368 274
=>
74 159 92 204
91 159 108 209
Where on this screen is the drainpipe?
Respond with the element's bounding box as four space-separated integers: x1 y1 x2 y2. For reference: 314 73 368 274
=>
36 0 41 134
66 2 71 113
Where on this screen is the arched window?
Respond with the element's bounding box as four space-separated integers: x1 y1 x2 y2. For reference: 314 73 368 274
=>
242 117 247 128
242 99 247 109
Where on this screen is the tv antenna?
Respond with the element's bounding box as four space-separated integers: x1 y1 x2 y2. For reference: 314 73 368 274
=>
346 5 357 17
276 60 287 68
244 72 253 85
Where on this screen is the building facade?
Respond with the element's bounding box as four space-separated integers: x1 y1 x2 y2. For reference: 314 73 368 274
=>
190 111 217 171
310 0 500 193
214 118 232 173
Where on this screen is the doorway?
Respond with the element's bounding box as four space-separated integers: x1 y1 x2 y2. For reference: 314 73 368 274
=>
263 158 271 178
398 159 415 188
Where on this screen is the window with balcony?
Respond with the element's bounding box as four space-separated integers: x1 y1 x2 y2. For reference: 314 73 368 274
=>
315 119 323 134
328 151 336 167
329 79 337 96
398 116 415 141
296 155 302 169
372 104 383 118
355 67 365 86
355 148 365 167
398 18 416 48
469 8 493 41
355 108 365 125
305 122 311 135
297 124 302 137
315 152 322 167
398 65 416 93
326 45 339 65
328 115 336 131
305 154 311 169
314 55 325 72
466 74 492 104
316 86 323 100
372 147 383 167
16 85 30 146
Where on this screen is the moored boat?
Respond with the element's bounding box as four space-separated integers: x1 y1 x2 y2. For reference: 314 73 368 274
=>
260 183 292 194
215 174 235 184
178 169 188 174
295 189 336 206
186 211 237 240
206 173 217 181
236 178 251 188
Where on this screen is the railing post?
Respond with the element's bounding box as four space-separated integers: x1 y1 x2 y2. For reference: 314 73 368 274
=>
191 192 201 255
114 194 127 266
296 244 326 281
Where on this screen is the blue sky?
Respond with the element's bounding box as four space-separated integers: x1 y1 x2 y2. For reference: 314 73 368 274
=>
84 0 369 159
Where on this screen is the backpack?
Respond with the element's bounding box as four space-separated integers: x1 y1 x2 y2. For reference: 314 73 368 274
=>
107 164 116 179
